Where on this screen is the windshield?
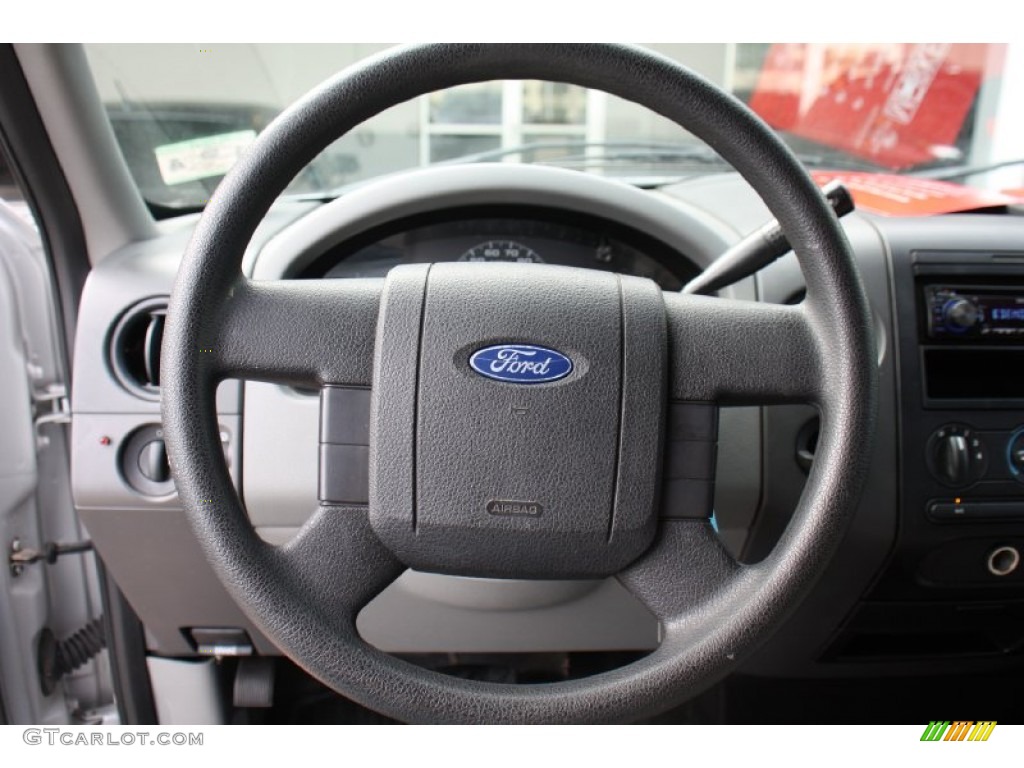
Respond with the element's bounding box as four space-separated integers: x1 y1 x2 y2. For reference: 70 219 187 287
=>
83 44 1015 213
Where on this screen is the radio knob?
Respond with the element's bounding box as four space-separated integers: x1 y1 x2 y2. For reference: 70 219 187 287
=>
943 298 980 331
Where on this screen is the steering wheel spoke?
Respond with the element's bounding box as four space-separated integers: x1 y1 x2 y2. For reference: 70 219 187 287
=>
618 519 740 624
664 293 822 406
273 504 404 621
210 277 382 389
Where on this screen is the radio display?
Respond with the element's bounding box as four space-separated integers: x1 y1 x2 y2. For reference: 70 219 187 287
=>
990 304 1024 325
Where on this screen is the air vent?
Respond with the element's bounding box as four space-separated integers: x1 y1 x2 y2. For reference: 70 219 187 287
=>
109 298 168 400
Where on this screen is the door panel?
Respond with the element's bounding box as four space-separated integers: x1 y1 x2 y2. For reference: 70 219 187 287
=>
0 199 110 723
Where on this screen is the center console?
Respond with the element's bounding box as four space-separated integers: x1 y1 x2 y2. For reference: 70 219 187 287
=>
851 232 1024 662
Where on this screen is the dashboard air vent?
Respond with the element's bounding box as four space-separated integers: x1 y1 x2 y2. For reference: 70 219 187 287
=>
109 298 168 400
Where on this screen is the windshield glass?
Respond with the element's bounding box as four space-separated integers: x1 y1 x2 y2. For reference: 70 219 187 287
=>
83 44 1016 212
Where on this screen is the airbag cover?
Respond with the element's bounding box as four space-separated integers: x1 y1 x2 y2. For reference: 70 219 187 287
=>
369 262 665 578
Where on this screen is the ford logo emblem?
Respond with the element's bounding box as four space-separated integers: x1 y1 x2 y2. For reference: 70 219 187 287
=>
469 344 573 384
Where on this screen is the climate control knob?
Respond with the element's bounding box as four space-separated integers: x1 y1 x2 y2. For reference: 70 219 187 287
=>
927 424 988 487
936 434 969 485
942 298 980 332
1007 429 1024 481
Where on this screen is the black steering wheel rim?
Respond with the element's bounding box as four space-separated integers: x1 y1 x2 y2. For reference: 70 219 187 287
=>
161 43 877 723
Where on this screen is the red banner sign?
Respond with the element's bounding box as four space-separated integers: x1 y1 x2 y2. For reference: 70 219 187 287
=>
750 44 999 169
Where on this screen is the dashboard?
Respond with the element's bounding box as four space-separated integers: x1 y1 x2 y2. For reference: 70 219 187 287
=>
69 167 1024 688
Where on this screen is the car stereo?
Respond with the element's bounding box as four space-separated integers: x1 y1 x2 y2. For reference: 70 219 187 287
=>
925 284 1024 340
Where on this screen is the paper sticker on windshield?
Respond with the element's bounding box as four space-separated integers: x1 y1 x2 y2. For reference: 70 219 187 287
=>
811 170 1019 216
154 130 256 186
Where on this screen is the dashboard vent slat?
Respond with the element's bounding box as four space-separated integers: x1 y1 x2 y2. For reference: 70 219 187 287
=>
142 309 165 388
109 298 168 400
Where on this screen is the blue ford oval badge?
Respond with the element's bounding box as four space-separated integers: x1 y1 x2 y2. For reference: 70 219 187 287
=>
469 344 573 384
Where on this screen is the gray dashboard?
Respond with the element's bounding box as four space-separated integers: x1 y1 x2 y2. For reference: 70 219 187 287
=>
70 166 1024 677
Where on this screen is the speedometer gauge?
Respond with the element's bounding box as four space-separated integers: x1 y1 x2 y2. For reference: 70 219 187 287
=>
458 240 544 264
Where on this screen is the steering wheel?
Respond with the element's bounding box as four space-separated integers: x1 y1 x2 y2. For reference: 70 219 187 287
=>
161 44 876 723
